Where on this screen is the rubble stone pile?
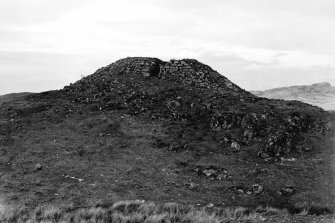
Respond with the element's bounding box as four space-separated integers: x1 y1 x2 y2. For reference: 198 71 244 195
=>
59 57 332 158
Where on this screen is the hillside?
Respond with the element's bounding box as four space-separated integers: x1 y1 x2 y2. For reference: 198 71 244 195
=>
0 57 334 221
252 82 335 111
0 92 33 105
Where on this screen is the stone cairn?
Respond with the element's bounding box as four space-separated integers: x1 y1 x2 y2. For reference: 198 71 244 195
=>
62 57 333 159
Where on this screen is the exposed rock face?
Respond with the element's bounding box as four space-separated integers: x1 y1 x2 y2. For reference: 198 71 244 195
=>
59 57 332 158
251 82 335 111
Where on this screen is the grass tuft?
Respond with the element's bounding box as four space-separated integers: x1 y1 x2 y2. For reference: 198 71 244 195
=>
0 200 332 223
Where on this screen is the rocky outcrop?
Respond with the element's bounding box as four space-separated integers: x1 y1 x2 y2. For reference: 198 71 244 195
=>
58 57 332 158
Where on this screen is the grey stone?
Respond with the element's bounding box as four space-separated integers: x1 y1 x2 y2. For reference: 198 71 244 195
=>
231 141 241 151
252 184 263 194
34 163 42 171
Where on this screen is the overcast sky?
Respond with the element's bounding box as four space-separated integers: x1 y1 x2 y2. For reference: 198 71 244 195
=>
0 0 334 94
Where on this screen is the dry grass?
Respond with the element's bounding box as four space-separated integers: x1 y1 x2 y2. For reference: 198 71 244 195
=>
291 201 333 215
0 200 287 223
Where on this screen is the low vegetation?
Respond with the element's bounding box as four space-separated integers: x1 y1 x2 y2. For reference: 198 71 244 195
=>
0 200 295 223
2 200 335 223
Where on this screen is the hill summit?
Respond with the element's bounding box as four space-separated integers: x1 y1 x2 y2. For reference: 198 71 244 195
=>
56 57 331 158
64 57 249 101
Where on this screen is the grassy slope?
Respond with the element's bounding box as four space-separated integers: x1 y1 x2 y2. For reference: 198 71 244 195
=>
0 93 334 222
0 92 33 103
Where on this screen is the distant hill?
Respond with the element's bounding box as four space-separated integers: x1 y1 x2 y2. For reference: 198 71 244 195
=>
251 82 335 110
